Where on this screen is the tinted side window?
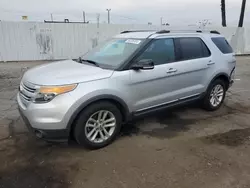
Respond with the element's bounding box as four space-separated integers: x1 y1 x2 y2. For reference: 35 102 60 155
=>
178 38 210 60
137 39 175 65
201 41 211 57
212 37 233 54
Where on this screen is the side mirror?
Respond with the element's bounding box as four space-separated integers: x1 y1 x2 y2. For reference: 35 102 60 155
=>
131 59 154 70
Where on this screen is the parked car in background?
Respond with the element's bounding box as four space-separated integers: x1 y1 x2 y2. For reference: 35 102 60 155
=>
18 30 236 149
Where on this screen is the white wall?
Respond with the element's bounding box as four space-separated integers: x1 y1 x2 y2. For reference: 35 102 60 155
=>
0 21 249 61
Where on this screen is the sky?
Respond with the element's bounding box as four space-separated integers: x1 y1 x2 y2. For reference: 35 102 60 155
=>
0 0 249 26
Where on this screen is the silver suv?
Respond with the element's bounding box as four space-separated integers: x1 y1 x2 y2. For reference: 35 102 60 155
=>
18 30 236 149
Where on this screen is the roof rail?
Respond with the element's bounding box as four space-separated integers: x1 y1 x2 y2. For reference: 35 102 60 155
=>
210 30 220 34
156 30 204 34
156 30 221 34
120 31 131 34
156 30 170 34
120 29 221 35
120 30 154 34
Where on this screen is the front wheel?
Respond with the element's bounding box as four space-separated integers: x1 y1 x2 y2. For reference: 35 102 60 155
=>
74 101 122 149
202 79 226 111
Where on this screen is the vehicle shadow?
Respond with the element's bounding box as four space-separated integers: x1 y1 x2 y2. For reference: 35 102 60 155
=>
120 101 237 139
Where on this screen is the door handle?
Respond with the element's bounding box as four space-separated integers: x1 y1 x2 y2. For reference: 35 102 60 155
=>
166 68 177 73
207 61 215 66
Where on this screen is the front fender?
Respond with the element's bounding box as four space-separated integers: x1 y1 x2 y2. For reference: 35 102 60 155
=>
65 89 131 130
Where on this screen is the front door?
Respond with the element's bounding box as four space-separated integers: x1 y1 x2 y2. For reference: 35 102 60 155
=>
129 38 178 112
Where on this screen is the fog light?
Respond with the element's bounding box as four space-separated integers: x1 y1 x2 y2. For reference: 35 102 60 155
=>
35 130 43 138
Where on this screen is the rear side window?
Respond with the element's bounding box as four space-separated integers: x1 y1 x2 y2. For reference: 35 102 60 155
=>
211 37 233 54
201 41 211 57
177 37 211 61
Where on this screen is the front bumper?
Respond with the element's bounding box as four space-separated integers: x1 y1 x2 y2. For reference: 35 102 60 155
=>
17 92 73 142
18 107 69 142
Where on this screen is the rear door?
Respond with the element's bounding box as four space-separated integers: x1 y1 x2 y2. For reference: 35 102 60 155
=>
159 37 212 100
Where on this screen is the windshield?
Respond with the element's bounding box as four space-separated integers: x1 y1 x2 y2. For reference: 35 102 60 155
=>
81 38 144 69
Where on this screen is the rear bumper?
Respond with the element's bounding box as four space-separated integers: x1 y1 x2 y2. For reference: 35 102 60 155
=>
229 67 235 87
18 107 69 142
229 80 234 87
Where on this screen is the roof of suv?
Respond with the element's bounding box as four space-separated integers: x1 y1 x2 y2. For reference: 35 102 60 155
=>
114 30 223 39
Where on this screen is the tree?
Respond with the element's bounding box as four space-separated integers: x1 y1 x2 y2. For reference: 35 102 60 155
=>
221 0 227 27
238 0 246 27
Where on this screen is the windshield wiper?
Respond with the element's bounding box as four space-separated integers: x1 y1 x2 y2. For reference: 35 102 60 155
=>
78 57 99 67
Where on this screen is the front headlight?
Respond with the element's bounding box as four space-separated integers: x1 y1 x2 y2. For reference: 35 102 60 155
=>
33 84 77 103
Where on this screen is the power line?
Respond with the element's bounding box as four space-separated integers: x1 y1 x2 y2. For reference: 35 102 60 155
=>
0 8 139 22
112 14 138 20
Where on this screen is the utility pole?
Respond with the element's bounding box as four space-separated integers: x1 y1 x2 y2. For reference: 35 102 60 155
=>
83 11 86 23
106 9 111 24
97 13 100 28
238 0 246 27
95 13 100 47
50 13 53 22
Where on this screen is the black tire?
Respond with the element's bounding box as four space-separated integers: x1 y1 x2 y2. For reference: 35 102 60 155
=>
202 79 226 111
74 101 122 149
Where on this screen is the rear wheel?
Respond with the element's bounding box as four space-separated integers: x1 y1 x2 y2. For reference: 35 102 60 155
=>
74 101 122 149
202 79 226 111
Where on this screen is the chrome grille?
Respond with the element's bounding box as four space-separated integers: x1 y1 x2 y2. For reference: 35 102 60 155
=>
19 91 31 101
19 81 38 106
22 83 36 93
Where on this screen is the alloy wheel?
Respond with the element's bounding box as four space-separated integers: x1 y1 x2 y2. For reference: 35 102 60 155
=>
209 84 224 107
84 110 116 143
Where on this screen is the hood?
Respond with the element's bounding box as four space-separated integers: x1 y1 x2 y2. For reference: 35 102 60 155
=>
22 60 114 85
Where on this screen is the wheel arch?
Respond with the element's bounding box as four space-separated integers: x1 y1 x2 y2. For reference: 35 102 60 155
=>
67 94 130 135
208 72 230 91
